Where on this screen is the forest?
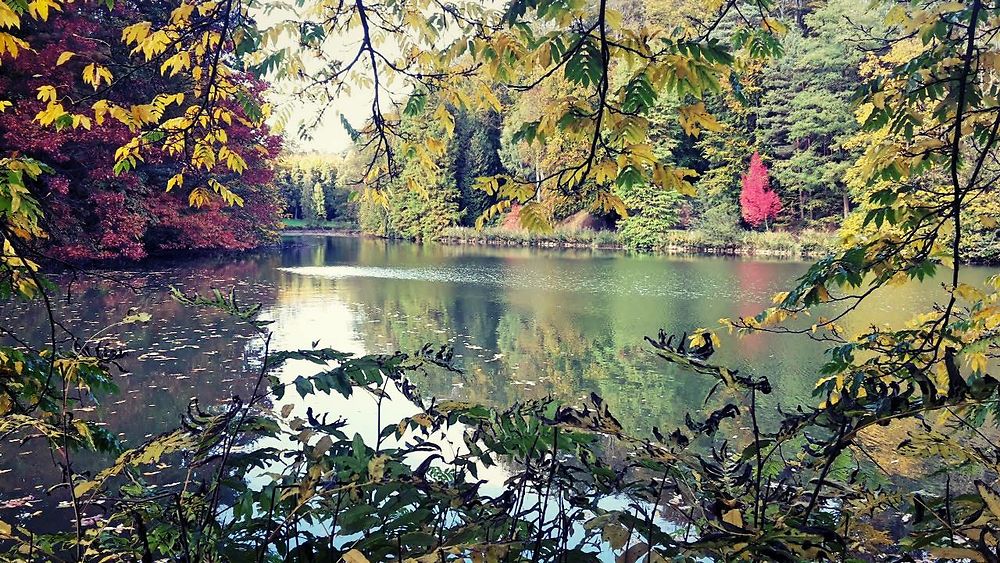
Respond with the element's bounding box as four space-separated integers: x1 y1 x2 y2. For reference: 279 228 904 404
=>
2 0 1000 561
271 0 1000 260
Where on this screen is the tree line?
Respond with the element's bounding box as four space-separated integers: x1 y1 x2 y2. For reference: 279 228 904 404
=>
266 0 999 262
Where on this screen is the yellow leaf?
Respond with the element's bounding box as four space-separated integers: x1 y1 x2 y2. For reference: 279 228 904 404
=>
678 102 724 138
121 21 152 45
342 549 370 563
188 187 212 208
601 522 629 550
34 101 66 126
968 352 988 375
433 104 455 137
198 1 219 16
936 2 966 14
92 100 110 126
885 5 908 26
0 3 19 30
593 160 617 185
955 283 984 301
73 479 98 498
367 455 388 481
82 63 113 90
518 202 552 232
0 519 12 539
628 143 657 166
977 480 1000 520
27 0 61 22
130 104 154 124
56 51 75 66
166 173 184 192
591 191 628 218
171 3 195 23
722 508 744 527
36 85 57 103
411 413 433 428
71 114 92 130
0 32 28 59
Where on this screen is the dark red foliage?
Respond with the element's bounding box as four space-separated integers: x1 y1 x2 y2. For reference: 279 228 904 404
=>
0 4 283 260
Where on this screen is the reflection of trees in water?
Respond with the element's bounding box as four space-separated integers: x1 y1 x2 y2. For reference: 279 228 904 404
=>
210 237 1000 470
331 267 747 435
0 255 280 527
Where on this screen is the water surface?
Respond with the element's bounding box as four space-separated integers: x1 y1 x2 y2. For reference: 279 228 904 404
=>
2 234 993 527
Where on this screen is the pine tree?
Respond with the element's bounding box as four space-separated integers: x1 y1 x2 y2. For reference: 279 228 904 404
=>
740 152 782 230
452 109 504 226
754 0 878 226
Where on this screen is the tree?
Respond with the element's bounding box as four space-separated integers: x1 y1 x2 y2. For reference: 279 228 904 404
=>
309 182 326 225
739 152 781 229
356 110 462 240
755 0 880 226
452 108 506 226
617 183 682 249
0 3 281 260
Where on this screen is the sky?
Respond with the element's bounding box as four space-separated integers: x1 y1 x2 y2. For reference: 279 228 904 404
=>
251 0 471 155
253 4 369 155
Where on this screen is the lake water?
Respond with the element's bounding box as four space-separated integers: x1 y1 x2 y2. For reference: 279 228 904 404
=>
1 234 995 527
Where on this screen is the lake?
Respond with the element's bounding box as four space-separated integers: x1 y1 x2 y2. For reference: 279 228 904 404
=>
1 234 994 528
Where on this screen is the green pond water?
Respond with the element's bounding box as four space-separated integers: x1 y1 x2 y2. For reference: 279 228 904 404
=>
1 234 995 528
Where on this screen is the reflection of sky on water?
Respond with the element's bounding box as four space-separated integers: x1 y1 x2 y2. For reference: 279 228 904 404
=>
2 234 996 538
280 259 769 300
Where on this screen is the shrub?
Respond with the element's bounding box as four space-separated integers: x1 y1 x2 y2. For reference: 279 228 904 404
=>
697 200 742 244
740 230 797 253
797 228 834 256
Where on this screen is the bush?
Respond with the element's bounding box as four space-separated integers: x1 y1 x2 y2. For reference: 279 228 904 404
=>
438 226 620 248
797 228 834 256
740 230 797 253
697 200 742 244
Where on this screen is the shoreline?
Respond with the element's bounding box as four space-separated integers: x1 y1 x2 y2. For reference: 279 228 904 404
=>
282 228 830 260
435 234 823 259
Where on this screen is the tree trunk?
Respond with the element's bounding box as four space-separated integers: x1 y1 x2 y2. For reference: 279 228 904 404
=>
842 193 850 220
534 147 543 203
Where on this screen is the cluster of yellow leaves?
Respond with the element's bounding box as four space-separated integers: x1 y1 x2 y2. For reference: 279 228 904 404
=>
678 102 724 138
5 1 263 229
0 157 48 299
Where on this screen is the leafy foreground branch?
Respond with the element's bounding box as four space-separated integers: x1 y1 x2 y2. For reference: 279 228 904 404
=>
2 287 999 562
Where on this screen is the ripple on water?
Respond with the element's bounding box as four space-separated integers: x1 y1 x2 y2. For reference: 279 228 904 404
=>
279 264 723 299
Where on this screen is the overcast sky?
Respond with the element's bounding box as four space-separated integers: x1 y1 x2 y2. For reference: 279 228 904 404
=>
254 5 374 155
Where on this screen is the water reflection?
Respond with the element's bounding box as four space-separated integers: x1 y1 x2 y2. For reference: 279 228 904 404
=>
1 235 994 531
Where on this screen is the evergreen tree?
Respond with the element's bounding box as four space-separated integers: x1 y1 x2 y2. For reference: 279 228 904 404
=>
616 92 689 248
618 184 682 249
452 109 505 226
755 0 878 226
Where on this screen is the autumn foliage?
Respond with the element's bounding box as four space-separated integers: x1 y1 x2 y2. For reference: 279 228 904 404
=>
739 151 781 229
0 3 282 260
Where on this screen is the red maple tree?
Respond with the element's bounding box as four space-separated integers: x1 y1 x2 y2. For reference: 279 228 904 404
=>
739 152 782 229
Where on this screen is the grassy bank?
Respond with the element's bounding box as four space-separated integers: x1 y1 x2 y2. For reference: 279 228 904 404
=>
439 226 621 249
439 226 834 258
